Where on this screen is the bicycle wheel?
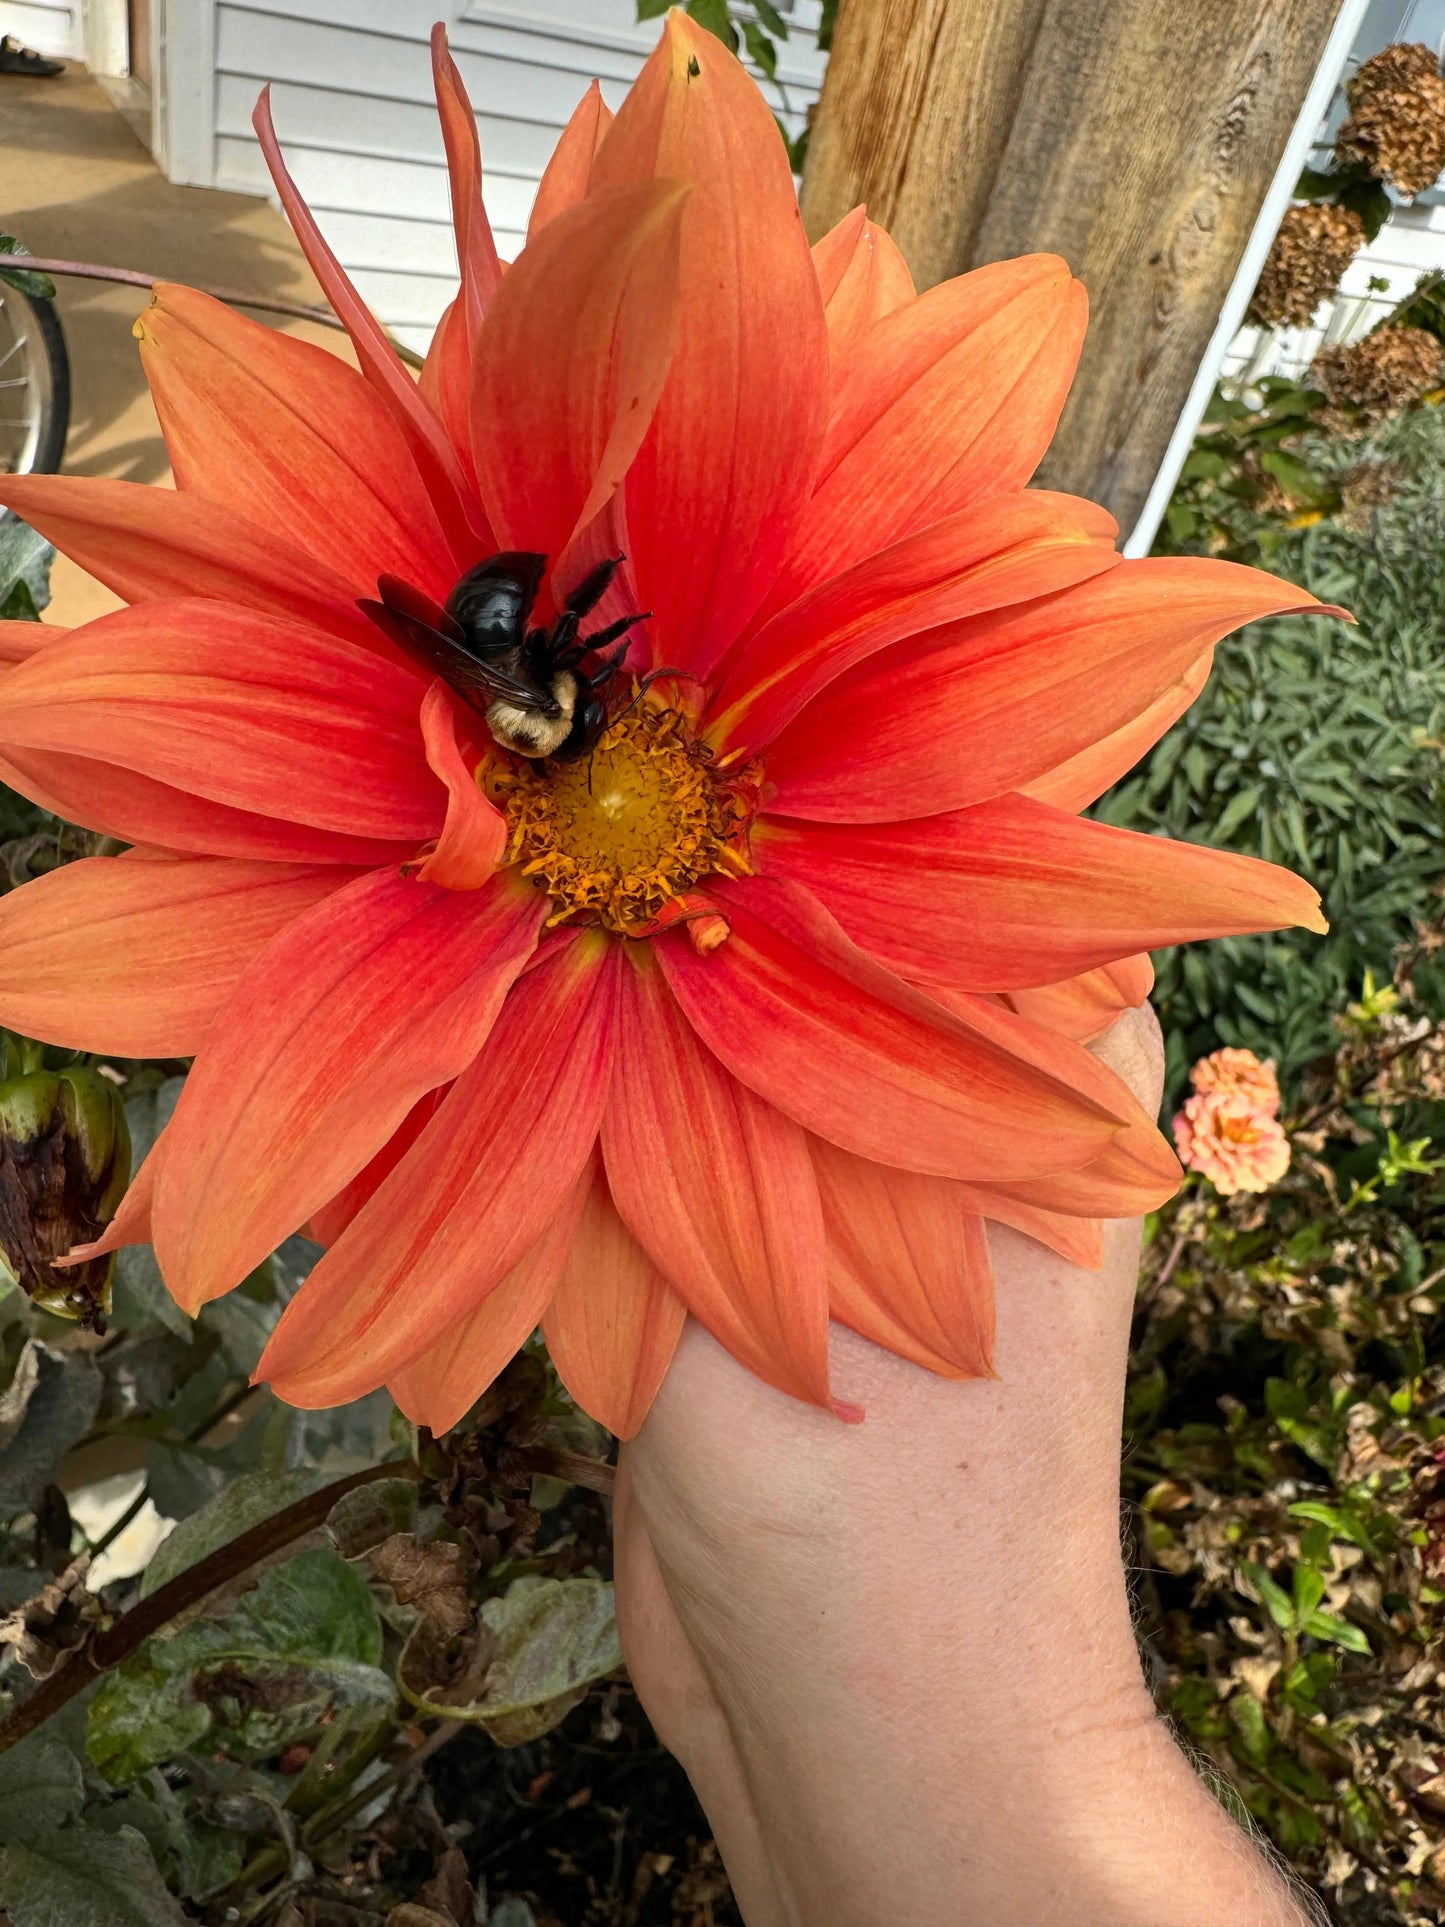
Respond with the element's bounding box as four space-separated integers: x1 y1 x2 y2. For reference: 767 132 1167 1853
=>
0 280 71 501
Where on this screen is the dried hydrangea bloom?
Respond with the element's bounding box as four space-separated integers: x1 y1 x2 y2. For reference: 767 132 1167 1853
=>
1312 325 1444 428
1248 203 1366 329
1173 1092 1291 1196
1189 1046 1280 1118
0 20 1330 1434
1337 42 1445 199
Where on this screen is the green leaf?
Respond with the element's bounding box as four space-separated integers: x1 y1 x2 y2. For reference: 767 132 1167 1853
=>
141 1466 331 1596
752 0 789 34
1292 1564 1325 1618
635 0 672 16
0 1824 191 1927
1241 1560 1295 1630
0 520 55 620
684 0 739 51
0 1735 84 1842
741 17 777 77
1301 1609 1372 1655
0 1343 102 1519
0 237 57 302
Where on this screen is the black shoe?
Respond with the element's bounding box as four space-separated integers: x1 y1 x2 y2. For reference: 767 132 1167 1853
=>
0 35 65 77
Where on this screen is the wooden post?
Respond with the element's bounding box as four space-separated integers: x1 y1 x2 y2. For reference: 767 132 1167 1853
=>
801 0 1349 532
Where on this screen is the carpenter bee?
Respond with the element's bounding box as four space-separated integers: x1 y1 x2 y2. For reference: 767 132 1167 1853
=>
364 552 647 761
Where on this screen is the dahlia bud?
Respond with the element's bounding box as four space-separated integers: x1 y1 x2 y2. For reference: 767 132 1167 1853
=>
0 1065 130 1329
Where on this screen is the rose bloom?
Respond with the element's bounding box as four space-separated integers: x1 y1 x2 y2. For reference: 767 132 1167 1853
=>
1189 1045 1281 1117
1172 1092 1291 1195
0 20 1328 1434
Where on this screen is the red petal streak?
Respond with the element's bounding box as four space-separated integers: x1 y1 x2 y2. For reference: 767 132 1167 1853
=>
0 601 441 843
152 867 543 1312
0 740 417 866
1005 955 1155 1045
1024 650 1214 811
767 558 1327 822
657 876 1127 1185
136 284 455 599
388 1194 588 1435
591 12 829 677
709 491 1118 752
603 949 832 1407
953 1185 1104 1269
0 619 62 662
431 26 503 348
416 682 507 889
529 81 614 240
542 1161 687 1439
306 1085 450 1247
758 792 1325 993
258 936 614 1402
811 205 915 360
758 257 1086 618
252 93 482 563
472 181 688 562
0 475 384 648
811 1135 994 1377
0 854 356 1057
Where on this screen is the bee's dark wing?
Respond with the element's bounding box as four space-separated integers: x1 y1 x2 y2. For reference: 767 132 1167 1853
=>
360 595 548 715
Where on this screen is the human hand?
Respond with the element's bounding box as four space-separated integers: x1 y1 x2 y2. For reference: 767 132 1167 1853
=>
613 1006 1315 1927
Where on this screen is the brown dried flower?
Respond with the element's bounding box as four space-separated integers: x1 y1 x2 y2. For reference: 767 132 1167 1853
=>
1337 42 1445 198
1311 325 1444 426
1249 203 1366 327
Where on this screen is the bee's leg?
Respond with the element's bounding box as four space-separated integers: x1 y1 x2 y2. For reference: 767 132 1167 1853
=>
563 554 624 619
580 610 650 655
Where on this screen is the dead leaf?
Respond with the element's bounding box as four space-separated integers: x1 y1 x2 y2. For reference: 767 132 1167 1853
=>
371 1533 473 1636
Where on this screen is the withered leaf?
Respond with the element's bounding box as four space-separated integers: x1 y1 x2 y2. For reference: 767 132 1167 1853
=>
369 1533 473 1636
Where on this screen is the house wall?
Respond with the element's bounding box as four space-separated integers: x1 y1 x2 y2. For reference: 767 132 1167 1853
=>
163 0 825 357
0 0 83 59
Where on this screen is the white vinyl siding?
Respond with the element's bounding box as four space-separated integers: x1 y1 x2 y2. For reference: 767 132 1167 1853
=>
0 0 81 59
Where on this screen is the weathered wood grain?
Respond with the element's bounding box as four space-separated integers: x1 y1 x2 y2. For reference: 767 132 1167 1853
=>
801 0 1348 528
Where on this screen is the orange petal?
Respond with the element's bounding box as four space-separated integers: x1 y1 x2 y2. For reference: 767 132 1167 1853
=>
472 180 688 563
811 205 915 360
60 1141 160 1267
0 475 385 650
306 1085 451 1247
953 1185 1104 1269
259 934 614 1402
431 26 503 346
1006 956 1155 1045
388 1193 588 1435
543 1161 687 1439
418 296 474 492
0 853 357 1056
708 491 1118 752
590 11 829 677
0 619 61 663
416 682 507 889
979 1118 1181 1219
602 946 833 1409
758 256 1085 619
152 867 543 1313
657 876 1128 1186
0 739 417 867
252 91 483 563
811 1135 994 1378
758 792 1324 992
529 80 614 240
766 558 1329 821
0 600 441 844
1024 650 1214 811
136 284 456 599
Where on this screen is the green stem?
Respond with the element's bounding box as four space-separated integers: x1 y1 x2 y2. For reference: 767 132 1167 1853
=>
0 1459 418 1756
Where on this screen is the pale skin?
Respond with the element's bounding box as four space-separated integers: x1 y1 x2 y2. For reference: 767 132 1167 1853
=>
614 1006 1318 1927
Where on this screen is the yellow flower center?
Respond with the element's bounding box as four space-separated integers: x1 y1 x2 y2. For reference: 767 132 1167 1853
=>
490 699 760 934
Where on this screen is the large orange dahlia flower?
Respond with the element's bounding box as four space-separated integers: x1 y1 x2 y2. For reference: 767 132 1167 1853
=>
0 19 1327 1435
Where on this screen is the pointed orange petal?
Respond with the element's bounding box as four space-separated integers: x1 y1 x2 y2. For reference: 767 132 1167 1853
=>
709 491 1118 752
590 11 829 676
759 791 1324 993
136 284 457 599
1023 650 1214 811
657 876 1128 1185
953 1186 1104 1269
979 1116 1181 1219
430 25 503 347
418 296 475 490
0 739 417 867
0 601 441 844
416 682 507 889
1005 956 1155 1045
0 474 386 648
811 205 915 360
60 1141 159 1267
767 558 1329 821
543 1162 686 1439
472 180 688 563
529 80 614 241
388 1196 586 1435
759 256 1085 619
811 1135 994 1378
259 936 614 1403
602 947 833 1409
152 867 543 1312
252 90 483 561
0 854 357 1056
